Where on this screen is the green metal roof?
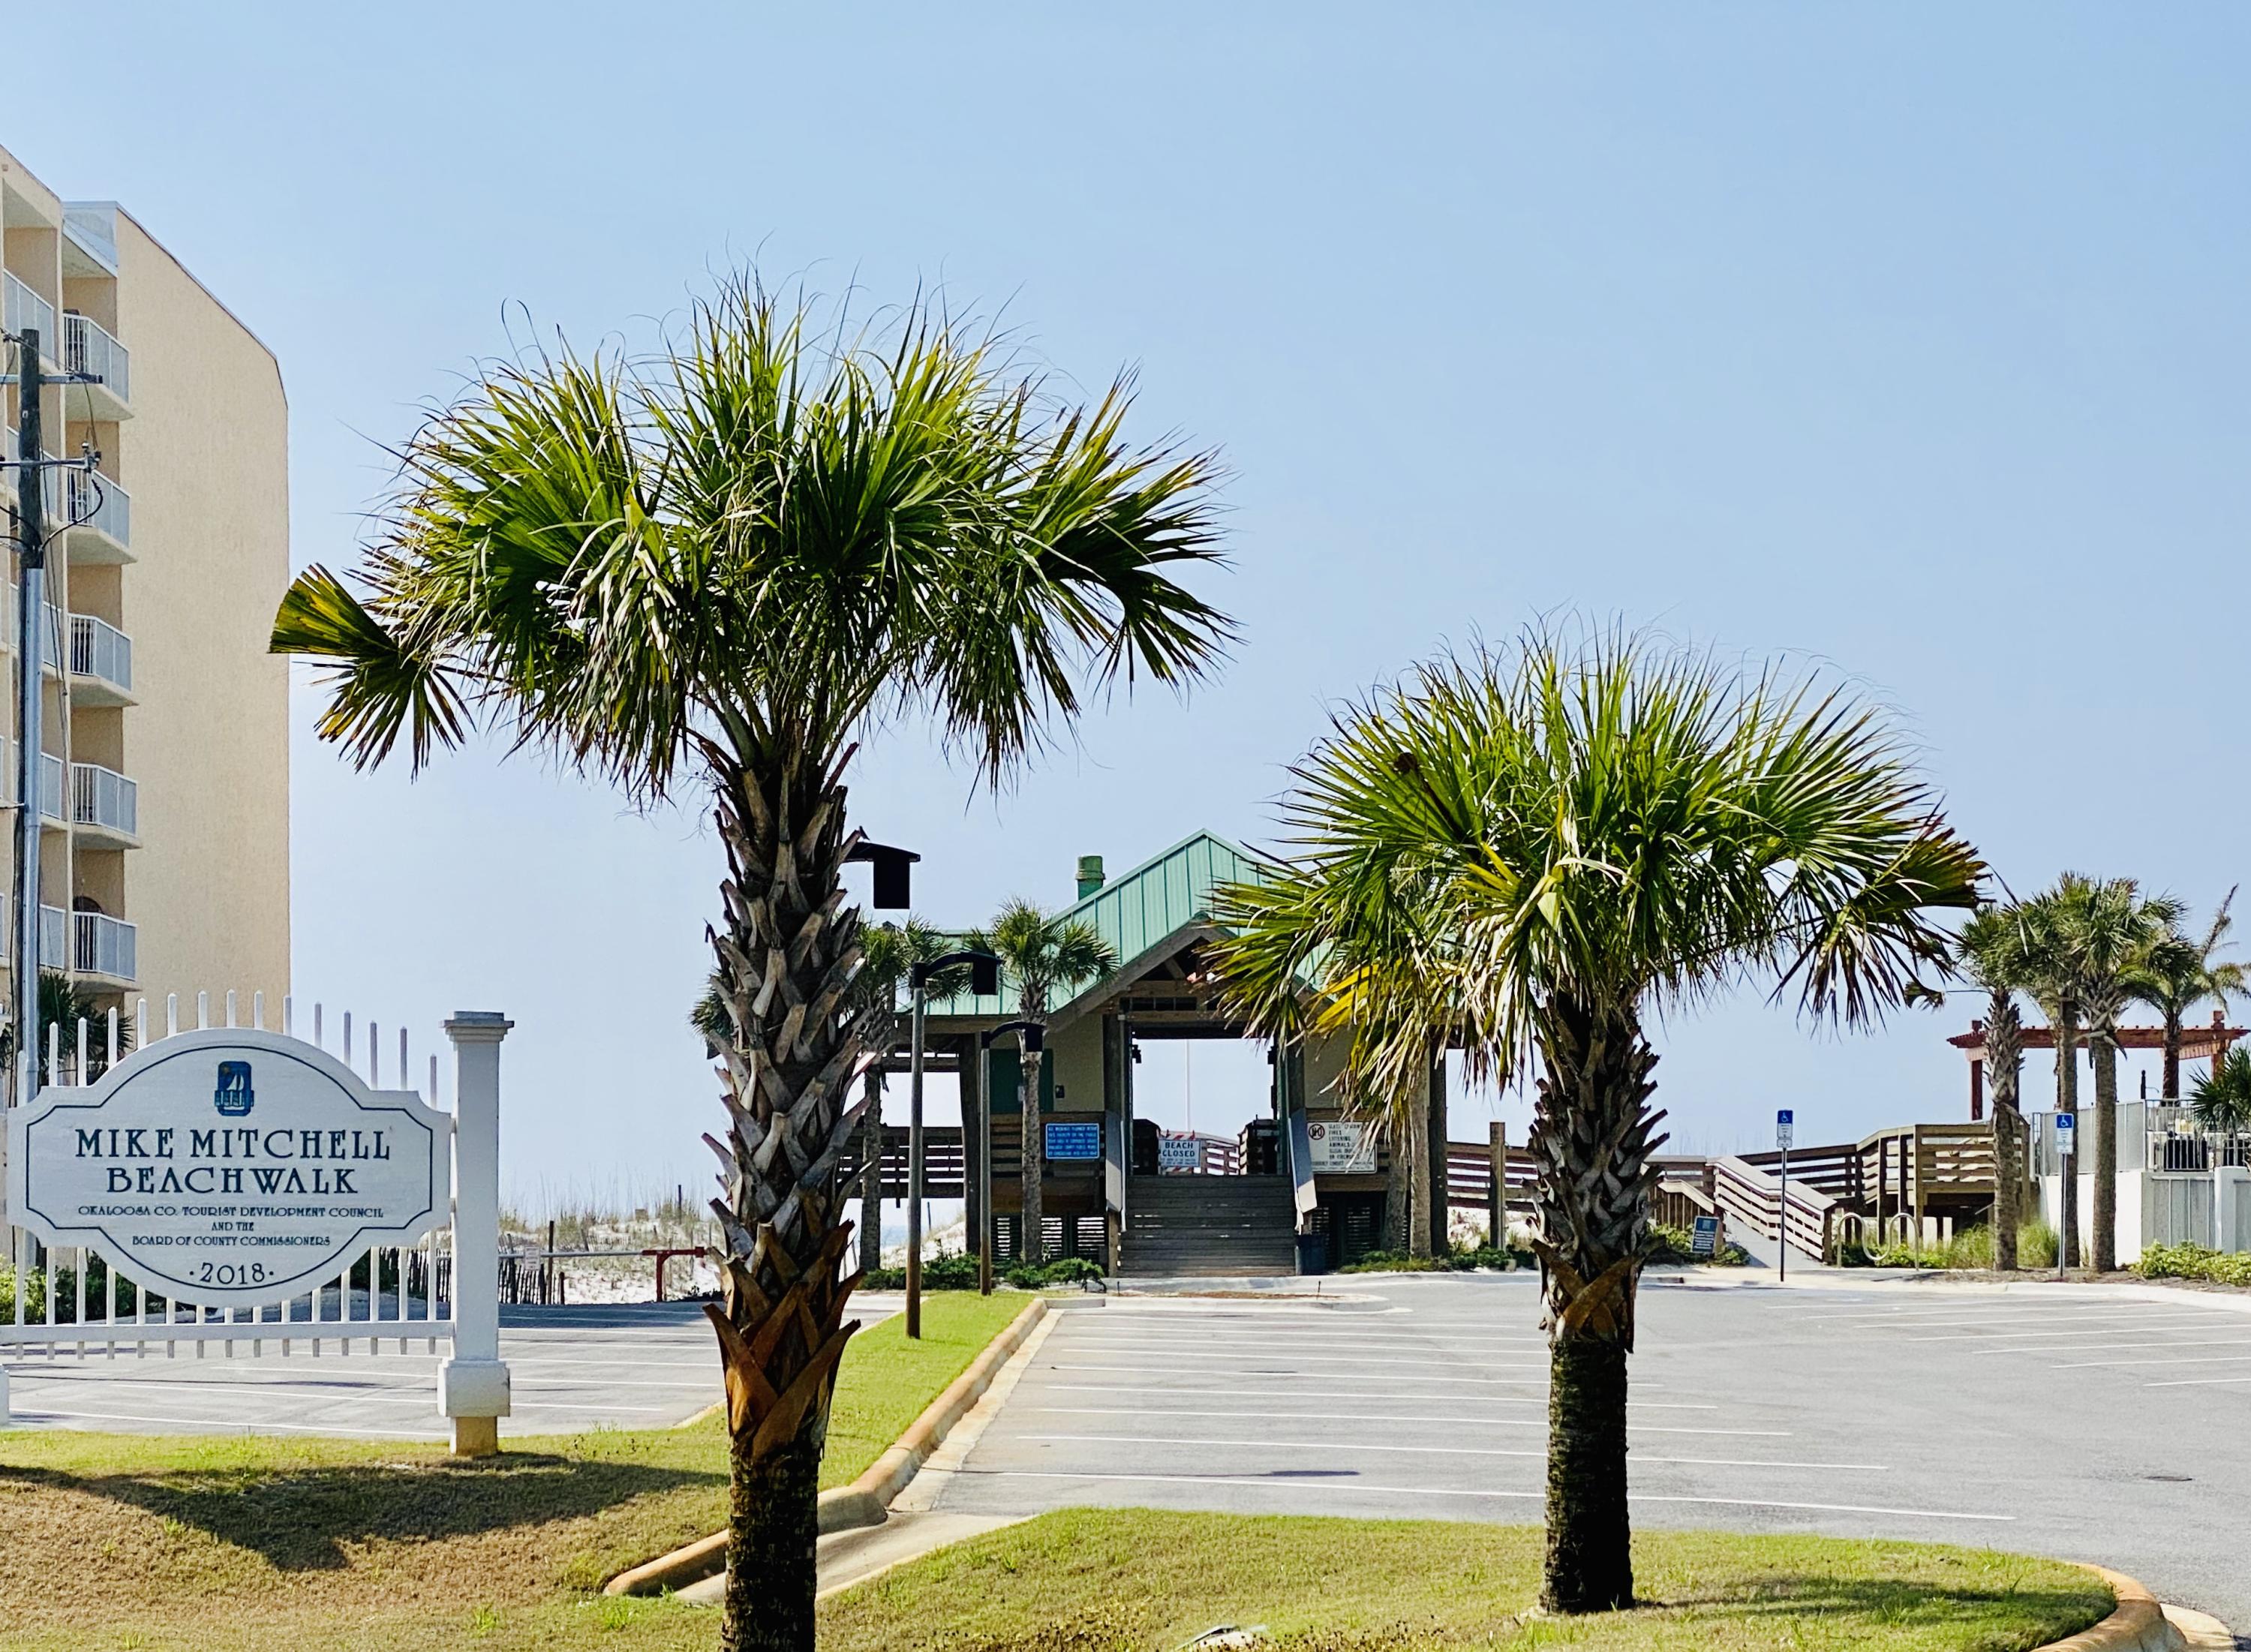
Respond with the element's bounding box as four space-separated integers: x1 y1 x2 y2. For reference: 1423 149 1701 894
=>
922 829 1270 1020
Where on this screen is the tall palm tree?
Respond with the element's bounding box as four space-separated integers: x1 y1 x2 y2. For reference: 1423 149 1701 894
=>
2130 890 2243 1101
2031 876 2180 1273
1957 907 2033 1270
1213 629 1980 1613
2013 884 2084 1267
965 899 1116 1265
268 280 1229 1652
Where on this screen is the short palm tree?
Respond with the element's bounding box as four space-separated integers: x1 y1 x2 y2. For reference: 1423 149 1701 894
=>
1213 630 1981 1613
2027 876 2180 1273
1957 907 2033 1270
2130 890 2243 1101
2 971 136 1083
269 279 1228 1652
964 899 1116 1264
2191 1044 2251 1133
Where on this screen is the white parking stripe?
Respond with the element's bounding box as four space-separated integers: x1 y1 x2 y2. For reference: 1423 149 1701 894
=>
963 1469 2005 1521
1017 1433 1888 1470
2144 1374 2251 1388
8 1379 438 1406
20 1406 444 1438
2052 1353 2251 1369
1973 1339 2251 1356
1026 1377 1720 1413
1906 1320 2243 1343
1043 1361 1548 1379
1061 1332 1549 1349
1044 1368 1558 1395
1018 1405 1787 1437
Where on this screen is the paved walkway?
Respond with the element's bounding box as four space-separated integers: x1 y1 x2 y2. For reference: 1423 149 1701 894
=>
917 1273 2251 1630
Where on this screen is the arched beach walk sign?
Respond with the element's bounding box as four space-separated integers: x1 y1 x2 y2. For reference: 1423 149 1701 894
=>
5 1027 452 1308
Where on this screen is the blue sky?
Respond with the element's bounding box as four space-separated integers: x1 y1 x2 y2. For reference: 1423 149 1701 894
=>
11 5 2249 1204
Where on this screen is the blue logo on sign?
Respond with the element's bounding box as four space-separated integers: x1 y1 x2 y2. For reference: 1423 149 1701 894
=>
215 1061 254 1117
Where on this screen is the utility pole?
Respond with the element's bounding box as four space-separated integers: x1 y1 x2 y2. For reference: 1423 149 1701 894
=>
10 329 46 1111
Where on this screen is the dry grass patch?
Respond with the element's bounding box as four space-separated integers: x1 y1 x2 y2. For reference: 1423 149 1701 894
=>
0 1291 1029 1649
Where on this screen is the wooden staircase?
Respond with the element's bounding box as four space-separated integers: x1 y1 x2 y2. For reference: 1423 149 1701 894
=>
1121 1173 1298 1277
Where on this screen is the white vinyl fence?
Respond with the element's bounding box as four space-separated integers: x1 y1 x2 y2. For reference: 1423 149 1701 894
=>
0 993 510 1451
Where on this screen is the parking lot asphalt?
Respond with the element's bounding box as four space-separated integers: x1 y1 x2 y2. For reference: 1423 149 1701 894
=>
919 1275 2251 1629
0 1295 905 1442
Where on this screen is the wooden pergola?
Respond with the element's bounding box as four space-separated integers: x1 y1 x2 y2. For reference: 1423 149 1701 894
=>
1947 1008 2244 1118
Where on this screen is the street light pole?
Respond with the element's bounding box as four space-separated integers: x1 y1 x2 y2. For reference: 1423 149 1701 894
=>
906 979 928 1338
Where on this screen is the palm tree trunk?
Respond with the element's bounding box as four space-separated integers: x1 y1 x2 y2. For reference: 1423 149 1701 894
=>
1406 1094 1434 1260
2092 1028 2118 1273
1988 993 2023 1272
703 749 868 1652
1384 1119 1411 1253
1019 1031 1044 1266
2057 1002 2081 1270
2162 1006 2183 1101
1530 992 1662 1614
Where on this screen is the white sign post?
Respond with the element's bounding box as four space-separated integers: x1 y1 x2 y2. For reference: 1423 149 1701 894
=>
2054 1110 2075 1282
6 1027 451 1308
1775 1110 1794 1282
440 1012 512 1457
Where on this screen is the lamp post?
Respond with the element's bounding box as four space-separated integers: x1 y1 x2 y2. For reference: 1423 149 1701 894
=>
904 950 999 1338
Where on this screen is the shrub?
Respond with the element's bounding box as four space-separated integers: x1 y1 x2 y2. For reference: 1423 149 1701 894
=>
1337 1242 1539 1274
0 1257 155 1323
1004 1256 1104 1290
2135 1243 2251 1287
1838 1218 2057 1271
861 1251 984 1292
861 1251 1106 1291
1646 1223 1751 1267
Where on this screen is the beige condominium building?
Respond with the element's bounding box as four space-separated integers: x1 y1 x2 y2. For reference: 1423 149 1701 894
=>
2 143 287 1029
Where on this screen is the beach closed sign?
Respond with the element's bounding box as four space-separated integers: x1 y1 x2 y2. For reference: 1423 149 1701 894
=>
5 1028 451 1308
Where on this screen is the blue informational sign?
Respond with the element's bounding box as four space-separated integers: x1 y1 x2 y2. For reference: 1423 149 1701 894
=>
1691 1214 1720 1258
1776 1108 1795 1149
1044 1121 1102 1161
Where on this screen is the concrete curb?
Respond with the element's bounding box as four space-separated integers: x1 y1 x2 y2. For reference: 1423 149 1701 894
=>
2037 1567 2188 1652
603 1295 1049 1597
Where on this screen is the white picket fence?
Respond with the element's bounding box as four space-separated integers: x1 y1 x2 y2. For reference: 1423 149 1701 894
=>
0 994 509 1452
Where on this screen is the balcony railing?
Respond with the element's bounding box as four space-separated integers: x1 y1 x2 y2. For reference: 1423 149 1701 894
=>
74 910 136 982
5 740 68 824
0 585 68 668
0 897 137 981
70 613 131 694
2 426 62 522
71 761 136 840
62 467 130 551
3 272 57 361
62 312 130 407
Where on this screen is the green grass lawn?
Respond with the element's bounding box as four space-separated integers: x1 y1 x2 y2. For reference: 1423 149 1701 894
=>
0 1290 1030 1650
819 1290 1029 1488
821 1509 2116 1652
